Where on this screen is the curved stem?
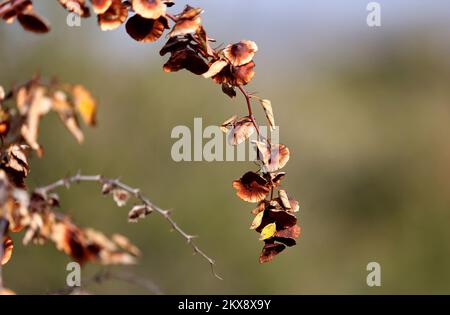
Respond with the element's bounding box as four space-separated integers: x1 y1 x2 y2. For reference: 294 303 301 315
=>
238 85 260 137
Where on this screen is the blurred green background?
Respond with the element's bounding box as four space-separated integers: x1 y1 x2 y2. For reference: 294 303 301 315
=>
1 0 450 294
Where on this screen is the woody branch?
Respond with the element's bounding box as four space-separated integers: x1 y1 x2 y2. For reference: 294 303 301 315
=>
35 173 222 280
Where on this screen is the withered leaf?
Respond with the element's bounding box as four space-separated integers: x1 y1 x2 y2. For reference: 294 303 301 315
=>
278 189 291 210
17 12 50 33
220 115 237 133
112 234 141 257
259 99 275 130
163 48 209 75
202 60 228 79
72 85 97 126
58 0 90 17
259 241 285 263
4 144 29 177
273 225 301 247
1 236 13 265
228 116 255 146
168 9 202 37
253 141 290 173
159 37 189 56
250 210 264 230
221 83 236 98
52 90 84 144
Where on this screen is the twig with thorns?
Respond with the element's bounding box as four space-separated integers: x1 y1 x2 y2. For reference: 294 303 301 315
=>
35 173 222 280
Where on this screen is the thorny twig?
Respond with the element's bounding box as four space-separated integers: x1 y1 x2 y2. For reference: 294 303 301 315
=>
35 173 222 280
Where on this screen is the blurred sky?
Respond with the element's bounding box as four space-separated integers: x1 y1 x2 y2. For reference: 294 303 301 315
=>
1 1 450 295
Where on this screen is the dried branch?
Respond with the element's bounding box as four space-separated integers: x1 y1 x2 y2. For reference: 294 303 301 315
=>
35 173 222 280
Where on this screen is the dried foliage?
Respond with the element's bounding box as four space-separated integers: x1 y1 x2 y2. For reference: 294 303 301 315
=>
0 77 219 294
0 0 301 294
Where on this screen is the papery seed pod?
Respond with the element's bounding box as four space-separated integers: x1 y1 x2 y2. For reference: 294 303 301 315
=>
168 5 202 37
222 40 258 67
112 189 130 207
90 0 112 15
97 0 128 31
132 0 165 20
126 14 168 42
232 171 270 203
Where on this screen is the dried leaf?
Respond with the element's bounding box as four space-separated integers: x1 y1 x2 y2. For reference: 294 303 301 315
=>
228 116 255 145
250 210 264 230
202 60 228 79
168 5 202 37
253 141 290 172
17 12 50 33
1 236 13 265
72 85 97 126
4 144 29 176
259 99 275 130
259 222 276 241
259 241 285 263
273 225 301 247
278 190 291 210
52 91 84 143
58 0 90 17
112 234 141 257
220 115 237 133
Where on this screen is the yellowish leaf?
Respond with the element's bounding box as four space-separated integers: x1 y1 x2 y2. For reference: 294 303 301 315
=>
73 85 97 126
259 222 276 241
250 211 264 230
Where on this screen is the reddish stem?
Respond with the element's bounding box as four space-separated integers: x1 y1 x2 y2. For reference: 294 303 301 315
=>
238 85 260 136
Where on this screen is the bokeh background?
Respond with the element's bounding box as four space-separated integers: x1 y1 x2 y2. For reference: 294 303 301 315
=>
1 0 450 294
